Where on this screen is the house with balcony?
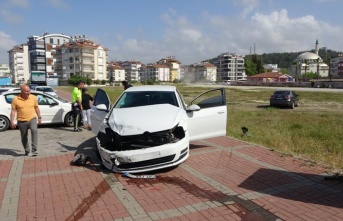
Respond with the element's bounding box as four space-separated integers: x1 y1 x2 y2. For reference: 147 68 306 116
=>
213 52 246 82
140 63 170 82
7 44 30 84
156 56 181 82
183 63 217 82
120 60 143 82
107 61 125 82
55 36 108 80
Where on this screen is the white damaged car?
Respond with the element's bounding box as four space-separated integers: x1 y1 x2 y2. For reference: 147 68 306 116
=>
91 86 227 173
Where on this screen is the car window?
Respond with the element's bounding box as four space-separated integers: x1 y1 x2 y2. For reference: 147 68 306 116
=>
36 94 55 105
114 91 178 108
4 94 16 104
93 88 110 109
36 87 54 92
191 88 226 109
274 91 290 95
176 89 187 110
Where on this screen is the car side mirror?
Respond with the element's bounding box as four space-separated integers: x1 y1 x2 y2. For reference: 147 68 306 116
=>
186 104 201 112
50 102 59 106
96 104 108 112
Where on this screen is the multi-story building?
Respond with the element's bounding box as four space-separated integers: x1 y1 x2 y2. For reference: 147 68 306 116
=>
213 53 246 81
7 44 29 84
140 63 170 82
55 36 108 80
120 60 143 82
183 63 217 82
107 61 125 82
27 33 71 77
156 56 181 82
330 54 343 78
0 64 10 77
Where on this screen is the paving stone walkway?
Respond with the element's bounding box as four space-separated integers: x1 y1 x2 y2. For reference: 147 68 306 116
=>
1 135 343 221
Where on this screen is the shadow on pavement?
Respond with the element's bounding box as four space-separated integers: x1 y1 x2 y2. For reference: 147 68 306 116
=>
0 148 23 157
238 168 343 208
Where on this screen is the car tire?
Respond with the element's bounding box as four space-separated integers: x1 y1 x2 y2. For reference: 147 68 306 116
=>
64 112 74 127
0 116 10 132
295 101 299 107
290 101 295 109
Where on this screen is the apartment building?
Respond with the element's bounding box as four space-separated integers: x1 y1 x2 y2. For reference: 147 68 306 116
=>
7 44 29 84
213 53 246 81
184 63 217 82
330 54 343 78
0 64 10 77
156 56 181 82
55 36 108 80
140 63 170 82
27 33 71 77
120 60 143 82
107 61 125 82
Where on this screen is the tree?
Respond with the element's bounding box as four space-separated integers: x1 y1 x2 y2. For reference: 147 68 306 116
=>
244 59 257 76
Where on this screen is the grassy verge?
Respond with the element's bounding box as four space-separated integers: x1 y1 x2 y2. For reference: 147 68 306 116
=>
58 85 343 171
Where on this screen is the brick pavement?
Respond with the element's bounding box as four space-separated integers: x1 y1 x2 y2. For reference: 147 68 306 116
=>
1 135 343 221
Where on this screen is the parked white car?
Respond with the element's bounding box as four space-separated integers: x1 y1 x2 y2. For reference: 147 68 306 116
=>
34 86 58 97
0 90 74 132
90 85 227 173
0 87 20 94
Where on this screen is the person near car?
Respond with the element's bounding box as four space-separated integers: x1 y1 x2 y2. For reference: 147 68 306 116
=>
122 80 133 90
81 87 93 130
10 84 42 156
72 80 85 132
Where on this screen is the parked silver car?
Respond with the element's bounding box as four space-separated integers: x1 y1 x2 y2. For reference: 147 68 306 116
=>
270 90 299 109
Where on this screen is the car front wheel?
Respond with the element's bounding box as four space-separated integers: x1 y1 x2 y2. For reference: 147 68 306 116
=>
0 116 10 132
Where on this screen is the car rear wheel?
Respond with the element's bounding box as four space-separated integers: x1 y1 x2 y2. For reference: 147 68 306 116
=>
290 101 295 109
0 116 10 132
64 112 74 127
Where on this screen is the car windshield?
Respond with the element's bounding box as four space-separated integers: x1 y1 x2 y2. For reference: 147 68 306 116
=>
114 91 178 108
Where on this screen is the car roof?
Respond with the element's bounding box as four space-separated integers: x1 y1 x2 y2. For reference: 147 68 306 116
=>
125 85 176 92
0 90 45 96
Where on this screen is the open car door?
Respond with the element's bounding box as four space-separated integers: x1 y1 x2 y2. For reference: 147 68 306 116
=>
187 88 227 141
90 88 111 135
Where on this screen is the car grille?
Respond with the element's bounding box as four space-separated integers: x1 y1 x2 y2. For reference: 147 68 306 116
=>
116 147 189 170
98 125 185 151
117 154 176 169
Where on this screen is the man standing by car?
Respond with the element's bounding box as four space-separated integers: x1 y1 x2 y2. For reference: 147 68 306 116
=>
10 84 42 156
72 80 85 132
122 80 133 90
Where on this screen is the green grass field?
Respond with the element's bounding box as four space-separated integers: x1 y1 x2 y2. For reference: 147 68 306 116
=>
59 84 343 171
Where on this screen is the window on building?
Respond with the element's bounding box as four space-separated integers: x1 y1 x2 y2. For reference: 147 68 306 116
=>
57 39 60 45
97 50 103 57
50 38 53 44
69 65 73 69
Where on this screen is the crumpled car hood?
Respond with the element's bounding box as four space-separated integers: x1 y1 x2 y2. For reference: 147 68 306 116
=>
107 104 184 136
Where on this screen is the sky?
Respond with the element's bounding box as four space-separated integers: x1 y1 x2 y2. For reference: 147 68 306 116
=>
1 0 343 65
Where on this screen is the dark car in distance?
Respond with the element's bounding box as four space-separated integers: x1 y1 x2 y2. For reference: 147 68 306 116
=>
270 90 299 109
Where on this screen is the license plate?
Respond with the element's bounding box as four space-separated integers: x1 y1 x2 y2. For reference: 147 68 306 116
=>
128 151 161 162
